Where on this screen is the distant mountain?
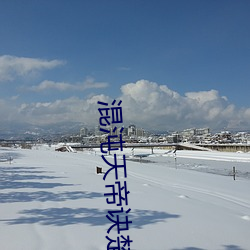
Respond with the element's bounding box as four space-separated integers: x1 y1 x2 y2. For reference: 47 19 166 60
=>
0 121 88 140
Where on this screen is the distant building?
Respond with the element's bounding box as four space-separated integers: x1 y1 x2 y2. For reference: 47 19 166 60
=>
196 128 210 136
80 127 88 137
95 125 101 136
136 127 145 137
122 127 128 136
213 131 233 143
181 128 196 138
128 124 136 137
179 127 210 143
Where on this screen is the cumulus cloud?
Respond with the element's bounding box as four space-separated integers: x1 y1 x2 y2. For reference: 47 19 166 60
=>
120 80 243 130
0 55 65 82
29 77 109 92
185 90 228 104
16 95 110 126
2 79 250 131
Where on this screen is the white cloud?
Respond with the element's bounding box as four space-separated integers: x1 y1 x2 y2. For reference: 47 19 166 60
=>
16 95 110 126
0 99 23 122
1 79 250 131
119 80 240 130
185 90 223 105
117 66 131 71
29 77 109 92
0 55 65 82
30 80 72 91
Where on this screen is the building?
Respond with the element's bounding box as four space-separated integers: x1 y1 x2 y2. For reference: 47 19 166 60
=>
196 128 210 136
128 124 136 137
136 127 145 137
80 127 88 137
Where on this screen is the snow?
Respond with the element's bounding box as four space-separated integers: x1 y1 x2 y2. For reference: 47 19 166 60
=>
1 146 250 250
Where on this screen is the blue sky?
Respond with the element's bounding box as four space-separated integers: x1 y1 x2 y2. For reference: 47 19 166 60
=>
1 0 250 131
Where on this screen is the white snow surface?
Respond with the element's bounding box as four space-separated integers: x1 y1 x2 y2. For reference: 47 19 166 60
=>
0 146 250 250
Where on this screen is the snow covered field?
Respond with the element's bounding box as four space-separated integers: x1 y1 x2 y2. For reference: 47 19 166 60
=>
0 146 250 250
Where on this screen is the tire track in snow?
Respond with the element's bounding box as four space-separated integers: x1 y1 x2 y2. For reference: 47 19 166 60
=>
127 170 250 210
172 183 250 209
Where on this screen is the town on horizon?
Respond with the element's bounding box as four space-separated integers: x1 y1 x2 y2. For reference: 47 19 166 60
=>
2 124 250 148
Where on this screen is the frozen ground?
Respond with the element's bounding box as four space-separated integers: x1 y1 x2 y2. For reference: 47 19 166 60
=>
0 146 250 250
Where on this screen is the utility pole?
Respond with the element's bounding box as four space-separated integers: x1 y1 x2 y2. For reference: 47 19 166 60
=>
232 166 236 180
